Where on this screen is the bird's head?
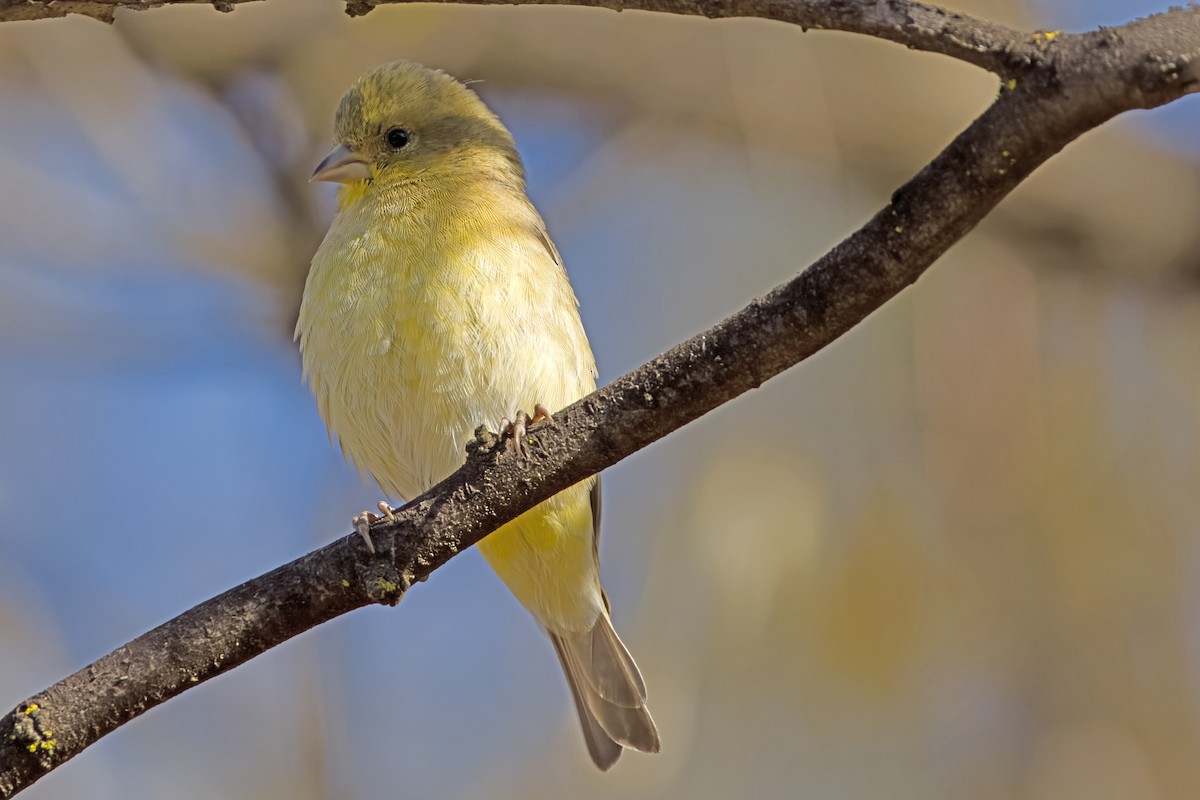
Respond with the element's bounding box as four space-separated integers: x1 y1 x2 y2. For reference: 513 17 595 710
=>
311 61 522 197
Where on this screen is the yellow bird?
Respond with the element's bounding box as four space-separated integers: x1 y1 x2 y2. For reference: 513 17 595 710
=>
297 61 659 769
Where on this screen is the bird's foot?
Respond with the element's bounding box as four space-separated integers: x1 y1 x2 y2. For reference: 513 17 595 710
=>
499 403 555 457
352 501 396 554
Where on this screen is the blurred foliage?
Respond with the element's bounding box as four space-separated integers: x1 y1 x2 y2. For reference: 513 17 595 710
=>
1 1 1198 798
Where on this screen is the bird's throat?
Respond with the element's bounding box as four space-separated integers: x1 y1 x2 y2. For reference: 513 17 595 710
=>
336 179 373 211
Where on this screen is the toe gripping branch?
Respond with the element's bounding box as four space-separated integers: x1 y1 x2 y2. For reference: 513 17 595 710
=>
345 403 558 606
500 403 556 458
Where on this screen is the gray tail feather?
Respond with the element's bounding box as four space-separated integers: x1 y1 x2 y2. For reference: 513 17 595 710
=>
550 634 624 770
549 611 660 769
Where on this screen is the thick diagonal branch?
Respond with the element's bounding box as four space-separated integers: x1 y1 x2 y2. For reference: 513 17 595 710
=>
1 2 1198 798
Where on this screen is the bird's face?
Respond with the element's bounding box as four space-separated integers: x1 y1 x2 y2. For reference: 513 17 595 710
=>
311 61 520 195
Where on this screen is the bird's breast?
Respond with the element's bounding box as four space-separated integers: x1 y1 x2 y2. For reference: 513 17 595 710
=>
298 189 595 501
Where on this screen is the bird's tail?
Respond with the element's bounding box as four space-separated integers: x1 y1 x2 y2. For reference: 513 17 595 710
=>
549 608 660 770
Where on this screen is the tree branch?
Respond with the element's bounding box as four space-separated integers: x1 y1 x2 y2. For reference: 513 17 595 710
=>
349 0 1036 74
1 1 1198 796
0 0 1037 76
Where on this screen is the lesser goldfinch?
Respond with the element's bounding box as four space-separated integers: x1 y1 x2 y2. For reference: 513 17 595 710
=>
297 61 659 769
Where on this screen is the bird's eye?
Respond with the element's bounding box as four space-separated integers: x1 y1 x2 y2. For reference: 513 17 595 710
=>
386 127 410 149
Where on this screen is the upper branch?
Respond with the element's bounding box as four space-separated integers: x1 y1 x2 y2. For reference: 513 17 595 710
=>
0 1 1197 798
356 0 1035 74
0 0 1032 74
3 0 1193 83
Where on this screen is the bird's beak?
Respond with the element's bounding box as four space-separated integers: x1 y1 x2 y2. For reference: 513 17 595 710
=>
310 143 372 184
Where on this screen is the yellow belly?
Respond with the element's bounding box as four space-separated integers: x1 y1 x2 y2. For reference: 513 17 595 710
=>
476 479 599 633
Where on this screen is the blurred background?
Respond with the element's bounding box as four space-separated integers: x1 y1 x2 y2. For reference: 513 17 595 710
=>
1 0 1198 797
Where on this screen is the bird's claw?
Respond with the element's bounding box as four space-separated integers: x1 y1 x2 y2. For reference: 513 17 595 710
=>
499 403 555 458
352 501 396 554
532 403 555 426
